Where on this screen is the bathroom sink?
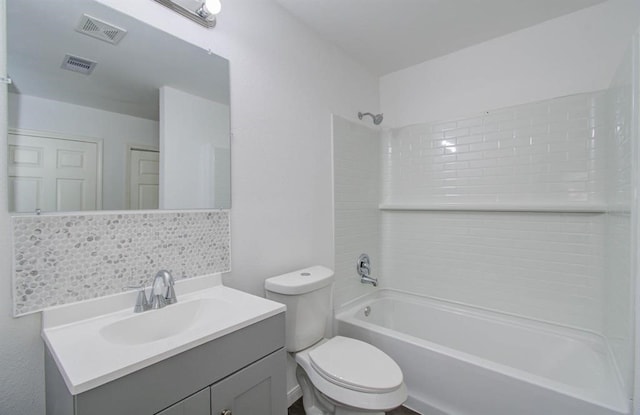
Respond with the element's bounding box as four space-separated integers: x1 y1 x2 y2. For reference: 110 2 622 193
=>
99 298 227 345
41 275 286 395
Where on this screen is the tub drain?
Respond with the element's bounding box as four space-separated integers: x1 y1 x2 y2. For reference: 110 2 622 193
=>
364 306 371 317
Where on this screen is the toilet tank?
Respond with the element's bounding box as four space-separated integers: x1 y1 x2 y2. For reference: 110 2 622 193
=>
264 266 334 352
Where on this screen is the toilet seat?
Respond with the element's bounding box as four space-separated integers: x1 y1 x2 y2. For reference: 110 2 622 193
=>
295 337 407 411
309 336 403 393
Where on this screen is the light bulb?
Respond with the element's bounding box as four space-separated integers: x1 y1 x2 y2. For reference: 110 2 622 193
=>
204 0 221 15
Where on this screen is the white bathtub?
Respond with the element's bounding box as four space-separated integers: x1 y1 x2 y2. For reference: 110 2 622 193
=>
335 289 629 415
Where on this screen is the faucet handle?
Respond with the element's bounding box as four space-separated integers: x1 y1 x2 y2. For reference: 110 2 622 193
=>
356 254 378 287
126 284 150 313
357 253 371 276
165 284 177 305
149 270 178 308
150 276 167 309
158 270 178 305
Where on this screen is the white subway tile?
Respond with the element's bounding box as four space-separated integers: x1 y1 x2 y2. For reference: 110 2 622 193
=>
444 127 470 139
456 117 484 128
470 141 500 152
431 121 457 132
456 134 484 145
381 211 604 331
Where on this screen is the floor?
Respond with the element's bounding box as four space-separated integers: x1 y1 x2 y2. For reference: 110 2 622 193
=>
288 398 421 415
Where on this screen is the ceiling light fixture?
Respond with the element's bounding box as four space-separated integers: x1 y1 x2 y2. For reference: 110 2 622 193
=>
153 0 222 28
197 0 222 18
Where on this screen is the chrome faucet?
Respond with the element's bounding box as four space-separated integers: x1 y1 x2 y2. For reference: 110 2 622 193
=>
149 270 178 309
357 254 377 287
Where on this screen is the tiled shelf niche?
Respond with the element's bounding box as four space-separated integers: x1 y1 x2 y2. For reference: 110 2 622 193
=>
379 203 607 213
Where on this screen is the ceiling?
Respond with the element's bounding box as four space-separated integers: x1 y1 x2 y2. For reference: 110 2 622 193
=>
274 0 607 75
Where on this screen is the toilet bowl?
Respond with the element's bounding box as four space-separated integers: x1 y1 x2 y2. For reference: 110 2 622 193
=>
264 266 407 415
296 337 406 414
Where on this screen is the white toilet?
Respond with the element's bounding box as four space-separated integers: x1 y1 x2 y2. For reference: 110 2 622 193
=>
265 266 407 415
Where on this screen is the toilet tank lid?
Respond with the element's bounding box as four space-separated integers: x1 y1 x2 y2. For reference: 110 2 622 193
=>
265 266 334 295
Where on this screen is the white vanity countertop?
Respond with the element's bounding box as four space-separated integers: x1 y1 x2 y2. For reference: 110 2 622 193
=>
42 275 286 395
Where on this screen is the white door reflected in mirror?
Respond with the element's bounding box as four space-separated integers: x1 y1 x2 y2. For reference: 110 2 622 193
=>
128 149 159 210
8 130 101 213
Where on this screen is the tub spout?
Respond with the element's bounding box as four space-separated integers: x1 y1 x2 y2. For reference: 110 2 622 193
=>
361 274 378 287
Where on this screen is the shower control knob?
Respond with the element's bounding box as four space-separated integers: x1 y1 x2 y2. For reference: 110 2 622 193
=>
221 410 232 415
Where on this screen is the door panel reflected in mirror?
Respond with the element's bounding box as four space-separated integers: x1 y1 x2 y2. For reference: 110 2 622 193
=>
7 0 231 213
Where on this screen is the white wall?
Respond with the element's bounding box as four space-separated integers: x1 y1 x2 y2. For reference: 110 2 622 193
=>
8 93 158 210
159 86 229 209
0 2 46 414
0 0 378 413
633 32 640 415
93 0 379 295
381 0 640 127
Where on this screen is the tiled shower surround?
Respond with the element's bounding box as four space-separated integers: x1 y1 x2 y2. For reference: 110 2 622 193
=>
378 91 610 331
381 211 605 330
12 210 230 315
383 92 606 206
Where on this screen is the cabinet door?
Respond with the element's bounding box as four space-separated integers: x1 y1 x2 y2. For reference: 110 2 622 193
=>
156 388 210 415
211 349 286 415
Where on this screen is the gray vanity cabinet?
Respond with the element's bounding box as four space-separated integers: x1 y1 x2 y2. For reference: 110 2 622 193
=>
45 313 286 415
155 350 286 415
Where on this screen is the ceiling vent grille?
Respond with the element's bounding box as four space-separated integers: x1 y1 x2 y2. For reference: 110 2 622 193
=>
61 54 97 75
75 14 127 45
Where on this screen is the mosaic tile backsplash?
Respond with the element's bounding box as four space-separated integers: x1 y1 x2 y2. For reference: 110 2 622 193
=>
12 210 230 315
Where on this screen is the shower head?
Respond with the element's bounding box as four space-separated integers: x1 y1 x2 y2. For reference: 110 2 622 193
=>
358 111 383 125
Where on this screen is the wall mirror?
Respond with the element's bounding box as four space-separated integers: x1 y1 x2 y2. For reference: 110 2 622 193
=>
7 0 231 213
